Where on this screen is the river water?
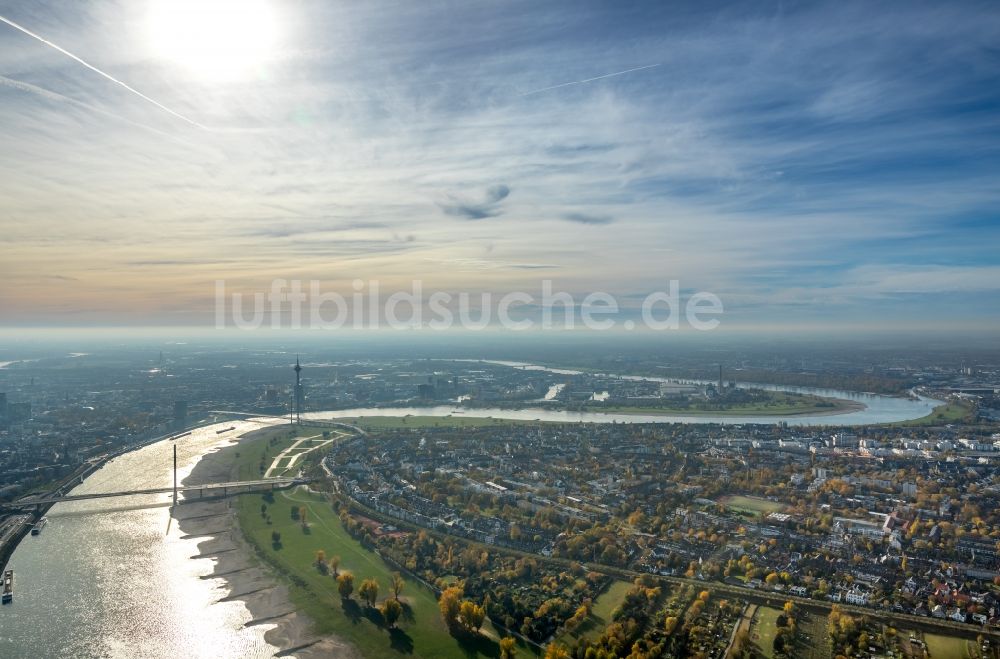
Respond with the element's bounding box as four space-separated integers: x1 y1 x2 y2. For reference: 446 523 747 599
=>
302 360 939 426
0 420 282 659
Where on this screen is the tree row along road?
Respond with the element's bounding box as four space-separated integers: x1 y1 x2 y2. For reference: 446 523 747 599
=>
329 484 1000 644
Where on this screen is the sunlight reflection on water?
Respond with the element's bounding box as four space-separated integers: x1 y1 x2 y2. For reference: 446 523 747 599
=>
0 421 282 658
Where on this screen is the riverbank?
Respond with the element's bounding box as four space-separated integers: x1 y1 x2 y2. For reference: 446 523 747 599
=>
0 419 220 573
175 427 358 659
553 396 866 418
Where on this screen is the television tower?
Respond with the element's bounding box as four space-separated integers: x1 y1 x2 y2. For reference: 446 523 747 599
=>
293 356 303 423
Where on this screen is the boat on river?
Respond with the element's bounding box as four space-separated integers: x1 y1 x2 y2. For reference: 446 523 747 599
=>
31 517 47 536
2 569 12 603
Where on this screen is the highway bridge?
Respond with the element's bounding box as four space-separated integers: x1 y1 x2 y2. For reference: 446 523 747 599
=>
5 477 313 508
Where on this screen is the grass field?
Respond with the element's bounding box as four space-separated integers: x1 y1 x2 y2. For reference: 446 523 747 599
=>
793 611 832 659
597 392 858 417
235 427 534 658
719 495 785 516
891 401 974 427
556 579 632 644
749 606 782 658
923 633 972 658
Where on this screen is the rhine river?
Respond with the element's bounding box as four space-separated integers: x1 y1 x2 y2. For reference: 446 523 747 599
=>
0 369 938 657
302 360 941 426
0 420 283 659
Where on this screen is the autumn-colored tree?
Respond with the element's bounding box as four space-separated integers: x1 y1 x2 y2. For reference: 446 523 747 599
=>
390 572 405 600
328 555 341 576
460 600 486 632
359 578 380 608
337 573 354 600
381 598 402 628
499 636 517 659
543 643 570 659
439 586 463 629
314 549 326 566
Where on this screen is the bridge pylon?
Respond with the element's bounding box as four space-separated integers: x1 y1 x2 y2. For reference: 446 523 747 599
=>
172 443 178 508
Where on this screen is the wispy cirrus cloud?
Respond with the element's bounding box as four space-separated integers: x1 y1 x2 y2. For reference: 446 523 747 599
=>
1 0 999 327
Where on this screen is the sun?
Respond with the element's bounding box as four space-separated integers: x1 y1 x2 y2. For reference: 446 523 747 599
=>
147 0 280 82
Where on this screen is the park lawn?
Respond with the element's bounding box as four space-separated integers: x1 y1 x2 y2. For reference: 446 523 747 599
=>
557 579 632 644
923 633 972 658
793 611 832 659
749 606 783 659
892 401 974 427
591 580 633 622
719 495 785 516
234 426 531 658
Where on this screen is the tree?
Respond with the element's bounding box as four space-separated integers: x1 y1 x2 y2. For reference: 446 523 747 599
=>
390 572 405 600
359 578 380 608
337 573 355 599
461 600 486 632
499 636 517 659
381 598 402 628
544 644 570 659
314 549 328 574
439 586 463 630
328 555 341 576
783 601 795 616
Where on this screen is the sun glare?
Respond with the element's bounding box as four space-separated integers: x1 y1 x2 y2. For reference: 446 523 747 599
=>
147 0 279 82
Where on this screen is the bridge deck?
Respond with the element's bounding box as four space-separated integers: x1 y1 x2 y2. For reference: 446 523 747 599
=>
7 478 309 507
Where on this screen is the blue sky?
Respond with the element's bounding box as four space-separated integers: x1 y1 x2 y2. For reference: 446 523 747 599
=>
0 0 999 329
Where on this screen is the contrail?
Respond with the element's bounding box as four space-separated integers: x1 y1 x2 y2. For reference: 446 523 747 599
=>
0 14 206 129
520 63 661 97
0 75 209 149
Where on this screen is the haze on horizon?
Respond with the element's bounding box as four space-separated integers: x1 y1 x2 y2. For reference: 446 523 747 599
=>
1 0 999 331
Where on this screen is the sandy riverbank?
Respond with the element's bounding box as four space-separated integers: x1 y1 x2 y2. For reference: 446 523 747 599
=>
175 429 358 659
